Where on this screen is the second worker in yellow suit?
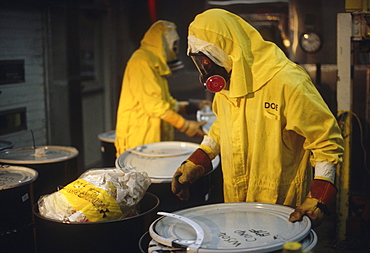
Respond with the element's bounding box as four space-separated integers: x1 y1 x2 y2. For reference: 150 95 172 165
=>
115 21 208 156
171 9 344 227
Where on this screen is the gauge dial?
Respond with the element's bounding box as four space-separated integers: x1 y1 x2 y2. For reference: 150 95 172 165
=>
299 32 322 53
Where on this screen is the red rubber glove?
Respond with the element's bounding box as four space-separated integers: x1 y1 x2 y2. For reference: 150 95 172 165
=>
171 148 212 200
289 179 337 227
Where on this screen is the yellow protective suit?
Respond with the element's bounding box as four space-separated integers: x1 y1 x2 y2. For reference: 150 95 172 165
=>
115 21 179 156
189 9 344 206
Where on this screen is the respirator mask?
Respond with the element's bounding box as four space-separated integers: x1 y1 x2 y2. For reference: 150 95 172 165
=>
167 40 184 71
189 52 230 93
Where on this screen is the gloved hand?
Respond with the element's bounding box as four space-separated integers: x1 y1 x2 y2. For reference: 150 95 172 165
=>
172 148 212 200
179 120 206 138
289 179 337 227
161 110 206 137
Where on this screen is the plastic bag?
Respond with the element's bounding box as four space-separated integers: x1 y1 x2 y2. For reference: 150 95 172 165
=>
38 167 151 222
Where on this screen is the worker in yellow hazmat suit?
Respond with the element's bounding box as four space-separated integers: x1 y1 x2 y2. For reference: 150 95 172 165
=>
115 20 208 156
171 9 344 227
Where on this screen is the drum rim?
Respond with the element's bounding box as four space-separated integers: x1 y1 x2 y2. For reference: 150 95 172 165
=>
0 145 79 164
0 165 38 190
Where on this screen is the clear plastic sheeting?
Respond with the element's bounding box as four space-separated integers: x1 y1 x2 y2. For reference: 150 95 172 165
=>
38 167 151 222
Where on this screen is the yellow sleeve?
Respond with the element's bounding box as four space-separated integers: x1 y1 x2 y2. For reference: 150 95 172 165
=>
285 78 344 166
161 110 185 129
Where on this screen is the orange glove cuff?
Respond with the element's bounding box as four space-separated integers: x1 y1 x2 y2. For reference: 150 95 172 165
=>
187 148 212 175
310 179 337 211
161 110 186 129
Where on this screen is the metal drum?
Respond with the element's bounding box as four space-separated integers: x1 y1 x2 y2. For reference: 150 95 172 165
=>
97 130 116 167
0 145 79 201
147 202 317 253
116 141 221 212
0 165 38 252
33 192 160 252
196 106 216 135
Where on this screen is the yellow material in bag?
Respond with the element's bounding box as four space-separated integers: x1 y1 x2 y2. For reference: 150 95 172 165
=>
59 179 123 222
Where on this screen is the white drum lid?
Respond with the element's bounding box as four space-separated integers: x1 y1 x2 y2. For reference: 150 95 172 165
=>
0 165 38 190
98 130 116 143
149 202 311 253
0 145 79 164
147 229 317 253
115 141 220 183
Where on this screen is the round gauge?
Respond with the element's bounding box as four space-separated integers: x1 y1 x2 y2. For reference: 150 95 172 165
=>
299 32 322 53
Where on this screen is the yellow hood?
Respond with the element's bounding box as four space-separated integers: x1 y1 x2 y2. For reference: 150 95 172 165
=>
141 20 179 76
188 8 289 97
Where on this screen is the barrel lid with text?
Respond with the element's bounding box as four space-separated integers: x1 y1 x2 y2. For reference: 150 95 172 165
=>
0 165 38 190
149 202 311 253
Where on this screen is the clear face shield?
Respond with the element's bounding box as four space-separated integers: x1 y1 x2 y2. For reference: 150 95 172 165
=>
189 52 229 93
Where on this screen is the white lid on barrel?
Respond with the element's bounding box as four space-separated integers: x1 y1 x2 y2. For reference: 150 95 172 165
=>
0 145 79 164
98 130 116 143
149 202 312 253
115 141 220 183
0 165 38 190
147 229 317 253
